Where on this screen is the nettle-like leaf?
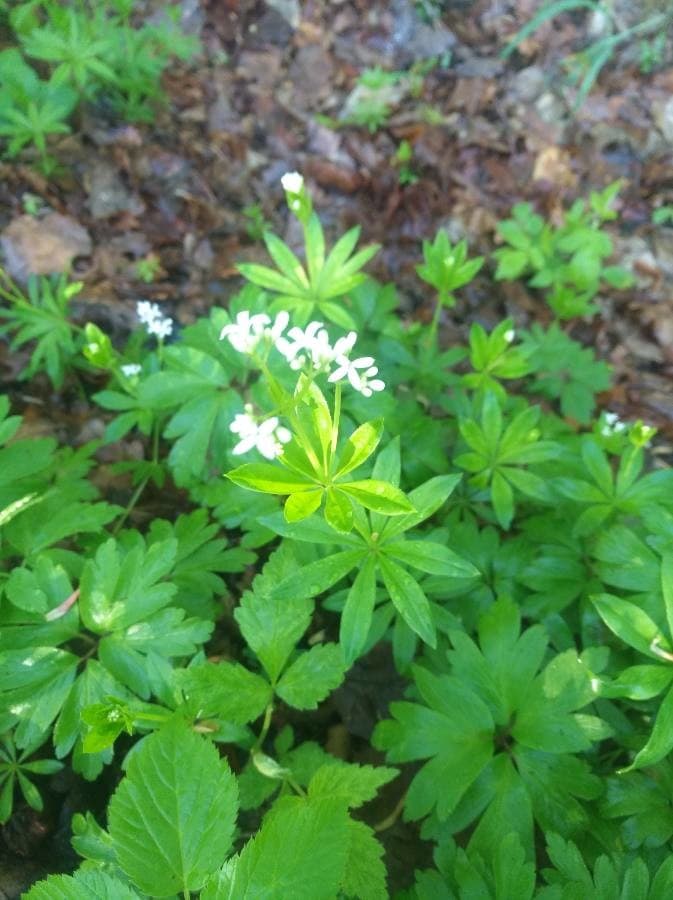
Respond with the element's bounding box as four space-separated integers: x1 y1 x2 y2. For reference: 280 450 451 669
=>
108 718 238 896
373 599 606 858
25 870 141 900
260 461 476 665
181 544 346 721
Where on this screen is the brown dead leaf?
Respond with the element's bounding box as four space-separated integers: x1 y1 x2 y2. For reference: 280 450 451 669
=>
532 146 578 189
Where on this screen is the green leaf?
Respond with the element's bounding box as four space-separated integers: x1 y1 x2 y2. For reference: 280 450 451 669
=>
373 668 494 820
108 718 239 896
324 487 354 532
341 819 388 900
384 540 478 578
308 762 398 808
211 795 350 899
226 463 315 495
382 474 461 539
592 593 669 659
379 556 436 647
235 549 315 682
491 471 514 529
25 870 142 899
624 685 673 772
284 489 323 522
340 555 378 665
335 419 383 477
271 550 365 603
181 661 273 723
276 644 346 709
339 479 415 515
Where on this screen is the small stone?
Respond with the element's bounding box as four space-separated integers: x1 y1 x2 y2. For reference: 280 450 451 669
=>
1 213 92 281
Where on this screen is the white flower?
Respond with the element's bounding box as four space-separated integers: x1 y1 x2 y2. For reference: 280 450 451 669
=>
504 328 515 343
220 311 271 354
230 407 292 459
601 411 627 437
136 300 173 340
276 320 327 370
281 171 304 194
328 355 375 392
358 365 385 398
136 300 162 326
121 363 142 377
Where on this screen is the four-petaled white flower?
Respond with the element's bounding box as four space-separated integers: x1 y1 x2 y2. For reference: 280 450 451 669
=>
136 300 173 339
329 355 385 397
121 363 142 377
220 309 385 398
220 311 271 354
281 171 304 194
230 405 292 459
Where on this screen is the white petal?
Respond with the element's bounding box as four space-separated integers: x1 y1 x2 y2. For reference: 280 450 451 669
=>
281 171 304 193
232 435 257 455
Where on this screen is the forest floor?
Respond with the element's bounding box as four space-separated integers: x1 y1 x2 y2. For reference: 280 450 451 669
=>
1 0 673 895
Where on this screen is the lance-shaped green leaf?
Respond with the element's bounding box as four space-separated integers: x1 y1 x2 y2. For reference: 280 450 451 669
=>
383 539 479 578
324 487 354 532
335 419 383 478
381 473 461 539
226 463 316 495
340 555 378 665
284 489 322 522
378 556 436 647
623 685 673 773
108 718 239 896
338 479 414 516
592 593 670 661
271 550 366 603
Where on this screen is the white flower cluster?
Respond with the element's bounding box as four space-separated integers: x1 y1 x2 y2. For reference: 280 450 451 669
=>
121 363 142 378
136 301 173 340
601 410 626 437
230 404 292 459
220 311 385 398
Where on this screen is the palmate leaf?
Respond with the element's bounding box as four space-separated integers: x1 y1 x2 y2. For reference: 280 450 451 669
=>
108 718 239 897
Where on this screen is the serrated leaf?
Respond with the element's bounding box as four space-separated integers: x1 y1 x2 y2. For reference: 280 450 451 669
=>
181 661 272 724
341 819 388 900
108 718 239 896
211 794 350 899
308 762 398 808
24 870 142 899
276 644 345 709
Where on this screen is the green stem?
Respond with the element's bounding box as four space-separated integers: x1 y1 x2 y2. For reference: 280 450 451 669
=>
253 702 274 751
330 381 341 466
427 294 444 350
112 420 160 535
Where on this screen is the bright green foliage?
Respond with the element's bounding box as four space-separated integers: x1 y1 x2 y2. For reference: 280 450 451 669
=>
416 231 484 310
520 322 612 423
3 181 672 897
462 318 531 399
374 599 605 857
0 48 76 171
260 455 476 665
0 0 198 168
238 214 379 329
0 732 63 823
494 183 633 318
454 392 558 528
0 270 83 387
